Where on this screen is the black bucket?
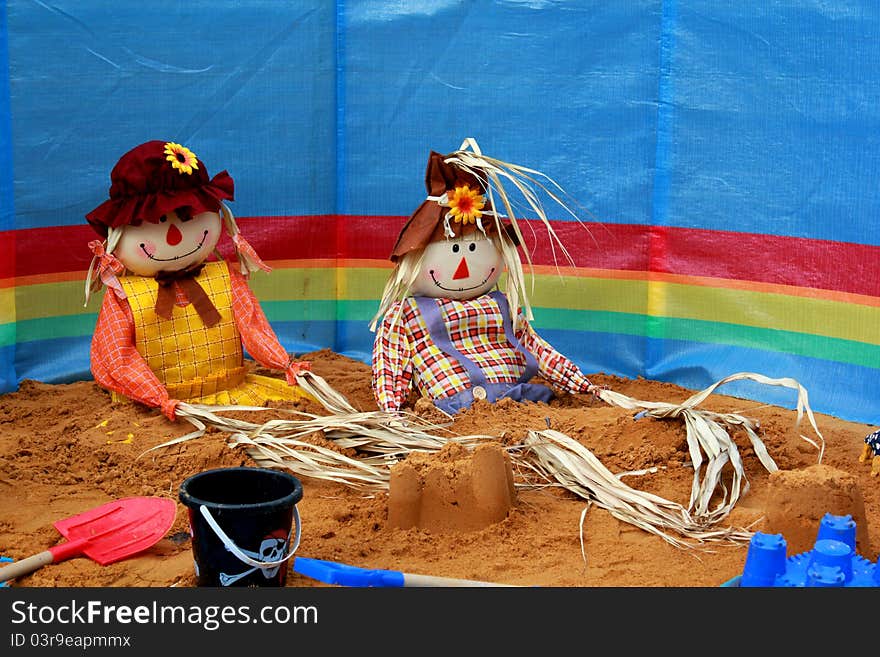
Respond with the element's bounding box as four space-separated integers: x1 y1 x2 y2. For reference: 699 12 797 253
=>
179 467 303 587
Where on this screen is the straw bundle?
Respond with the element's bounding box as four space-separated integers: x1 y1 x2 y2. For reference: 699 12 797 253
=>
148 370 824 548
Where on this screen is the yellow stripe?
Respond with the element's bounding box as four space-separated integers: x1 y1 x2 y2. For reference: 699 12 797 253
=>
5 264 880 346
5 261 878 308
0 287 14 324
527 275 880 345
15 280 92 320
528 265 880 308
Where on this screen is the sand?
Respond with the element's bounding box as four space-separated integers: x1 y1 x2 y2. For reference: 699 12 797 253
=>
0 348 877 588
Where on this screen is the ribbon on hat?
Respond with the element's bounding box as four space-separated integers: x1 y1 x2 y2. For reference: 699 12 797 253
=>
154 264 222 327
86 240 126 300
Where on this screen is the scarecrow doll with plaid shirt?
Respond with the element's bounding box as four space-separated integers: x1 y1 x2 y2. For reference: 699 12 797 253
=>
84 140 311 421
371 139 598 415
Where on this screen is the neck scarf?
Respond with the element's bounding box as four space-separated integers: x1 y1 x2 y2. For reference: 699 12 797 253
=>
154 264 221 327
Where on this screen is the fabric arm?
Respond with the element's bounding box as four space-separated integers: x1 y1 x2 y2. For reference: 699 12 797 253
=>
229 264 309 385
371 305 413 412
516 317 595 394
89 291 179 420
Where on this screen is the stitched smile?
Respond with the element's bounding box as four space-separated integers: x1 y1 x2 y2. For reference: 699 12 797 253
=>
141 230 209 262
430 267 496 292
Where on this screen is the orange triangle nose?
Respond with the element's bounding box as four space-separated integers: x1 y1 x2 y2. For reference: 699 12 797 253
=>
166 223 183 246
452 257 470 280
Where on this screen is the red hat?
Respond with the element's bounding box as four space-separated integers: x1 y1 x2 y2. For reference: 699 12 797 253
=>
85 140 235 238
389 150 518 262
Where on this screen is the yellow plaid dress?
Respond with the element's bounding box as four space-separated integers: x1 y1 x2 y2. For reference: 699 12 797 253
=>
116 261 302 406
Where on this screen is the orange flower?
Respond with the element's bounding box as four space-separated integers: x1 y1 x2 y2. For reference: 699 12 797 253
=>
447 185 485 224
164 142 200 175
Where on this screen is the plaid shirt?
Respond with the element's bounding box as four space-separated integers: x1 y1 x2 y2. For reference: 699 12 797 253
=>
372 294 593 412
91 260 299 420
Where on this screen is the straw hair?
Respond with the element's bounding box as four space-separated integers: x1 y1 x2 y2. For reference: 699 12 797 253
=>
83 226 124 306
83 202 264 307
369 250 426 332
218 202 269 276
371 138 588 331
442 138 586 326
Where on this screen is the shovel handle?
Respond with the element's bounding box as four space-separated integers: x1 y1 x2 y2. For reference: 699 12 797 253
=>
402 573 518 587
0 551 54 583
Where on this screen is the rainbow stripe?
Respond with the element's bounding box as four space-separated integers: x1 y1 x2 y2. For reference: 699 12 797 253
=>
2 215 878 423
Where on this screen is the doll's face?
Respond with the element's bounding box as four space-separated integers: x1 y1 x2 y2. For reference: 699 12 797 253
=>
115 210 222 276
410 232 504 300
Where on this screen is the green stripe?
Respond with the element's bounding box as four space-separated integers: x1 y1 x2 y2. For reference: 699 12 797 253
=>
227 267 391 302
260 299 378 323
8 304 880 367
0 322 15 348
658 281 878 344
22 271 877 344
9 300 379 343
14 314 98 343
533 308 880 368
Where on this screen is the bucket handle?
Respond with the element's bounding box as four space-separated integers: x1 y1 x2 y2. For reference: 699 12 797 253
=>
199 504 301 569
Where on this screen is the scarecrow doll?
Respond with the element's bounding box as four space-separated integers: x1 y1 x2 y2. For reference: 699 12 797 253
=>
84 140 311 421
371 139 598 415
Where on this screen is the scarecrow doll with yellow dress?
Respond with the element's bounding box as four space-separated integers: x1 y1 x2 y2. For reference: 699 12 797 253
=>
84 140 311 421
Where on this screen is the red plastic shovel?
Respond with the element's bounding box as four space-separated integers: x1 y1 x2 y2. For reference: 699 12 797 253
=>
0 496 177 584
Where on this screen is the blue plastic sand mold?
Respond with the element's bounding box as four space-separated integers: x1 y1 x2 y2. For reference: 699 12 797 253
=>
0 557 12 587
724 513 879 587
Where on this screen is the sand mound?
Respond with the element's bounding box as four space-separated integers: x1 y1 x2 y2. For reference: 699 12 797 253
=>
765 464 871 555
387 442 516 532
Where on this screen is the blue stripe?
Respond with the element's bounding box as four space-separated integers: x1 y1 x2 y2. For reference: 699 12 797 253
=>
4 2 880 245
7 323 879 426
644 337 880 426
7 321 367 392
526 328 880 426
652 0 675 230
646 0 677 392
335 0 346 215
0 0 13 231
0 3 14 391
13 336 92 386
270 319 372 364
7 2 337 229
0 344 15 393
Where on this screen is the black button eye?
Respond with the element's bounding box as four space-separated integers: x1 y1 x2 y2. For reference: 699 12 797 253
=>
468 242 476 252
452 243 460 253
159 215 167 223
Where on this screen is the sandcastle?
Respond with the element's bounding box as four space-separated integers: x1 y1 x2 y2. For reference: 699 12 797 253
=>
387 442 516 533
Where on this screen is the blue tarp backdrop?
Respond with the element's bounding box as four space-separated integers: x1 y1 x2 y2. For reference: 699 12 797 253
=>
1 1 878 425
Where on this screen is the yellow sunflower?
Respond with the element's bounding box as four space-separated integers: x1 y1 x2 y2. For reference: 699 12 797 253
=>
164 142 200 175
447 185 485 224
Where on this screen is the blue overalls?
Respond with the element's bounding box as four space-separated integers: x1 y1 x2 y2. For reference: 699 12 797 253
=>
413 291 555 415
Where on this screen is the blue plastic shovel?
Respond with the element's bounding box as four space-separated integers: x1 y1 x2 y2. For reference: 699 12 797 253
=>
293 557 518 587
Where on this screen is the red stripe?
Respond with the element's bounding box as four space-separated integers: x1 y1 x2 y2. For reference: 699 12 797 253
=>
656 226 880 297
0 229 13 279
5 216 880 297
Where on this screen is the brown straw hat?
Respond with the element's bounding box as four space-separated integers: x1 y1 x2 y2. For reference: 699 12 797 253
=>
86 140 234 238
389 150 517 261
